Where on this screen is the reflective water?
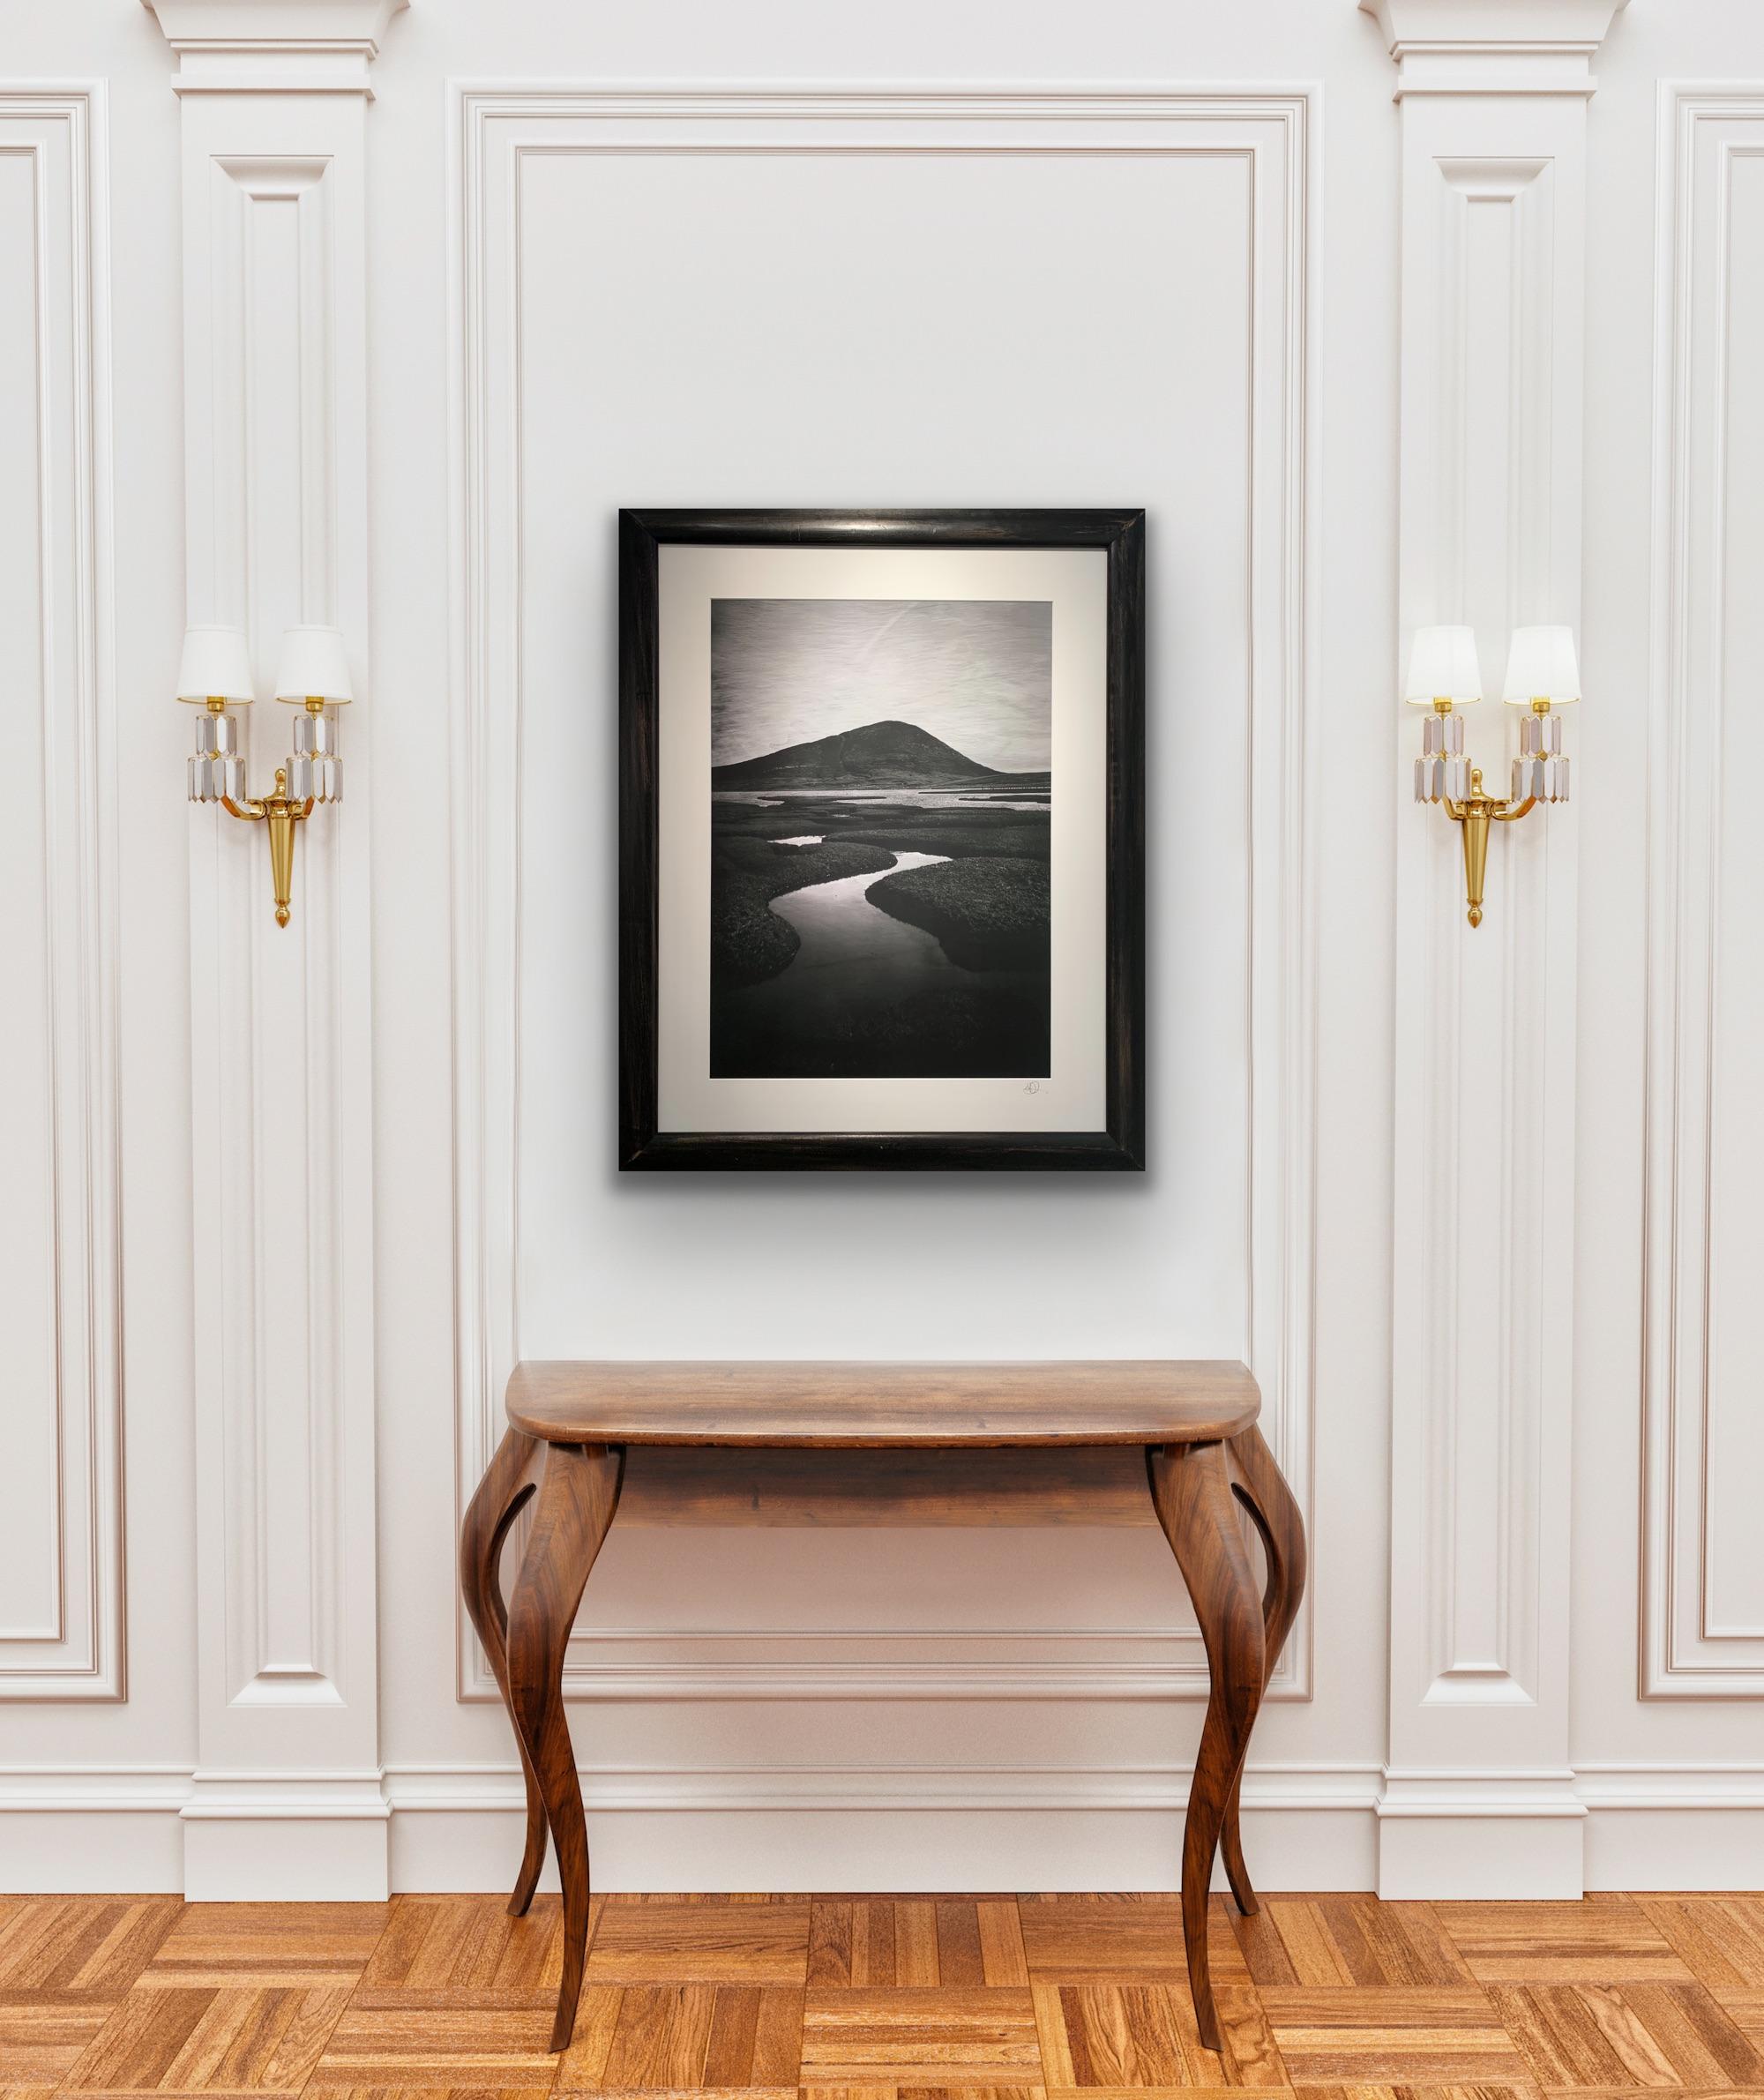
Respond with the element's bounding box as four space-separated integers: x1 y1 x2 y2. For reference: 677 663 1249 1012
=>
751 850 953 1031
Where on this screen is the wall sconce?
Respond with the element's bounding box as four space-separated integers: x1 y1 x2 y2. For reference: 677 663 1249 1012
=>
1409 623 1579 926
178 623 352 927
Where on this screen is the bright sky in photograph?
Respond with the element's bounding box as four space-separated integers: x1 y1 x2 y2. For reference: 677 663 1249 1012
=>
711 598 1052 772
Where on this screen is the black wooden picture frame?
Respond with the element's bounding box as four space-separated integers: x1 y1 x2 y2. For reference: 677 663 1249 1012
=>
618 507 1145 1170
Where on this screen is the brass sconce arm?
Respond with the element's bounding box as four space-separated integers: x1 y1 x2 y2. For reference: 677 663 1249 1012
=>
1441 767 1537 929
219 768 318 929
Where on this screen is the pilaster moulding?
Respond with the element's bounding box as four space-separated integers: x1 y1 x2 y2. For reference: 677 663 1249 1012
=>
1381 0 1605 1899
179 1771 390 1824
159 11 385 1894
1641 85 1764 1700
447 81 1319 1715
1378 1767 1586 1816
0 87 123 1703
1359 0 1629 97
142 0 407 93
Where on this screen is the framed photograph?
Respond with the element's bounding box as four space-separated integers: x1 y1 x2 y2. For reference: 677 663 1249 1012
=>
619 509 1144 1170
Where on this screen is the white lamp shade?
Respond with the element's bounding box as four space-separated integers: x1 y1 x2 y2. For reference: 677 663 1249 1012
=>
273 624 354 705
1402 624 1483 706
1503 624 1581 705
176 624 255 704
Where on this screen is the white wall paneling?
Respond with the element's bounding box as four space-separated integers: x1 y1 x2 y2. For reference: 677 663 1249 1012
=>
448 89 1319 1745
1641 85 1764 1700
11 0 1764 1902
0 88 122 1702
145 0 396 1897
1370 0 1621 1897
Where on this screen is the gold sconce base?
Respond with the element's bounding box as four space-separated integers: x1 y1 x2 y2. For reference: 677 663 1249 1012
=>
222 768 315 927
1442 767 1536 928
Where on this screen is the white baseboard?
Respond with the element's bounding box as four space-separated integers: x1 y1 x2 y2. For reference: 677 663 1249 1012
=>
2 1761 1760 1896
1376 1769 1588 1899
0 1770 190 1893
182 1773 392 1901
1578 1765 1764 1890
385 1761 1380 1893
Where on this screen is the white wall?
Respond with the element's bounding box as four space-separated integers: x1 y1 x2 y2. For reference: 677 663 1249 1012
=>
2 0 1761 1899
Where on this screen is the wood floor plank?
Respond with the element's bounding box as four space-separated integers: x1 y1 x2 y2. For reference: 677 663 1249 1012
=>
938 1909 988 1991
583 1909 808 1988
1042 2089 1267 2100
748 1984 802 2087
0 1898 182 1997
308 2008 559 2089
1290 2087 1539 2100
800 1986 1042 2085
1637 1904 1764 1994
978 1909 1030 1991
1025 1978 1282 2089
1717 1991 1764 2046
809 1910 856 1990
1258 1989 1529 2084
1602 1985 1764 2087
1536 2089 1764 2099
811 1906 1015 1991
1232 1902 1469 1991
1032 1984 1078 2090
1205 1905 1255 1994
354 1899 564 2011
1438 1903 1693 1984
59 1980 355 2095
1212 1987 1288 2088
0 1998 115 2087
602 1985 718 2089
0 1895 185 2089
1047 1983 1187 2086
700 1987 762 2088
140 1906 391 1989
1489 1982 1764 2089
571 2090 795 2099
557 1985 624 2089
1020 1902 1186 1982
556 1981 802 2096
893 1910 942 1992
301 2087 557 2100
1320 1902 1475 1989
801 2088 1048 2100
1021 1900 1173 1909
1250 1909 1354 1990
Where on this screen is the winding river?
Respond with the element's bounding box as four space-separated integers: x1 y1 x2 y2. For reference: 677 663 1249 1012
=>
745 848 953 1033
712 841 1050 1078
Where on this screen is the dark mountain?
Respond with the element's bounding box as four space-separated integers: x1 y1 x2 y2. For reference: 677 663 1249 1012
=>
712 719 1040 791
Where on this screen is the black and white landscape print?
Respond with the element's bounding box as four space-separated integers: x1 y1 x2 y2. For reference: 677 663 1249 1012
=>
710 597 1052 1080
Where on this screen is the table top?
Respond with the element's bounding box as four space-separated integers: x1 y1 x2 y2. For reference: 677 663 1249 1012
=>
505 1360 1259 1448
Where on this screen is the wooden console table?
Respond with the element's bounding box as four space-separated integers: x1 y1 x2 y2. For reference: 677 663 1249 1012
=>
460 1361 1305 2056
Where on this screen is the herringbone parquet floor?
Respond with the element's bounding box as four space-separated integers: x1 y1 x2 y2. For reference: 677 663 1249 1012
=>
5 1889 1764 2100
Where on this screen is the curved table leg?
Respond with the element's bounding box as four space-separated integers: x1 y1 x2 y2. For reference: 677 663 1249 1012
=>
506 1440 624 2052
1148 1440 1266 2055
460 1426 546 1914
1217 1423 1308 1917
